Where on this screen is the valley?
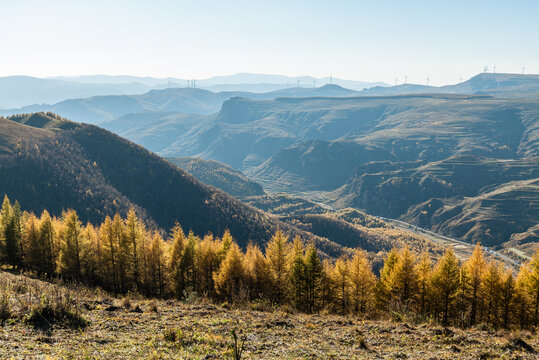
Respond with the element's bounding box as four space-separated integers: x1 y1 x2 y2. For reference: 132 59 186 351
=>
2 73 537 258
2 2 539 359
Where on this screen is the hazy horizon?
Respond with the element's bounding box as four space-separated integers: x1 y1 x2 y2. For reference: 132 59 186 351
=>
1 0 538 86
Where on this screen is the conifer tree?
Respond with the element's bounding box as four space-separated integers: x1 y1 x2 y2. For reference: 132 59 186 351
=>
265 230 290 304
332 257 350 314
147 232 166 297
464 243 486 326
244 242 270 300
289 236 306 310
415 252 432 315
528 251 539 326
0 196 23 267
482 261 502 327
214 242 245 302
456 264 471 327
168 223 185 295
304 244 323 313
390 246 417 305
500 269 515 328
22 214 42 273
219 229 233 261
196 234 220 296
125 208 143 289
349 249 375 314
57 210 82 279
100 216 119 291
430 248 460 326
11 201 23 266
173 231 197 298
79 223 101 284
515 264 532 328
375 248 398 310
39 210 56 276
113 214 130 292
320 259 334 308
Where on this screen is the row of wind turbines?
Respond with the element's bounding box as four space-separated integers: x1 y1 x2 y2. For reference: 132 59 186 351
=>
184 65 529 90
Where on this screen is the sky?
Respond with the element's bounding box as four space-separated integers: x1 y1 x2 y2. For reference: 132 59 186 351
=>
1 0 538 86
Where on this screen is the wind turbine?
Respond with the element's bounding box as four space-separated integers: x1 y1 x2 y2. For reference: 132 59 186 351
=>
313 79 316 88
522 66 525 74
493 65 496 73
426 77 430 86
483 65 488 73
404 75 408 84
395 78 399 86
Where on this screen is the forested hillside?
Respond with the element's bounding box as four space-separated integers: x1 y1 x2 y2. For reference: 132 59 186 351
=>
167 157 264 197
1 196 538 329
0 114 344 256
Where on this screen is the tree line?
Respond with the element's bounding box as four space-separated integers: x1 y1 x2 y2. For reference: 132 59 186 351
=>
1 195 538 329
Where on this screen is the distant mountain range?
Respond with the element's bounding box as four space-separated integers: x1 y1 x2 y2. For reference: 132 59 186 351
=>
4 73 538 125
0 76 153 109
2 84 362 124
0 73 386 109
53 73 387 92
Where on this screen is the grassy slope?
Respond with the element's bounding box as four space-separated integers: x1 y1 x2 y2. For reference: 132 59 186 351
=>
2 271 537 359
0 116 52 154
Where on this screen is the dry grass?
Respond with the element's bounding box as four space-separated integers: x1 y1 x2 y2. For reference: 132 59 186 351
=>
0 270 537 359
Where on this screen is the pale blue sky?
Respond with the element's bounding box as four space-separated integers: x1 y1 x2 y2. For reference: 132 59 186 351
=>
1 0 537 85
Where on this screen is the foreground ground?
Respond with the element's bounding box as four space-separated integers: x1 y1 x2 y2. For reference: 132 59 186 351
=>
0 272 537 359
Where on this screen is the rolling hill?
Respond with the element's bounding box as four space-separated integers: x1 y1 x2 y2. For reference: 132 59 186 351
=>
1 84 362 125
167 157 264 197
0 76 152 109
0 113 346 257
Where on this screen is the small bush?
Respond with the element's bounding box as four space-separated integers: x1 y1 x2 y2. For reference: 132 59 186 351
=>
121 297 132 309
164 327 183 342
0 292 11 323
358 335 368 350
148 300 159 313
25 294 88 330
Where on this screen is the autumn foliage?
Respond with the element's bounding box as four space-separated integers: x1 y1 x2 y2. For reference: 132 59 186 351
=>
1 195 538 328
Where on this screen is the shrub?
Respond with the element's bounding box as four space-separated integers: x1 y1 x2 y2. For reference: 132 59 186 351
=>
0 292 11 323
25 294 88 330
